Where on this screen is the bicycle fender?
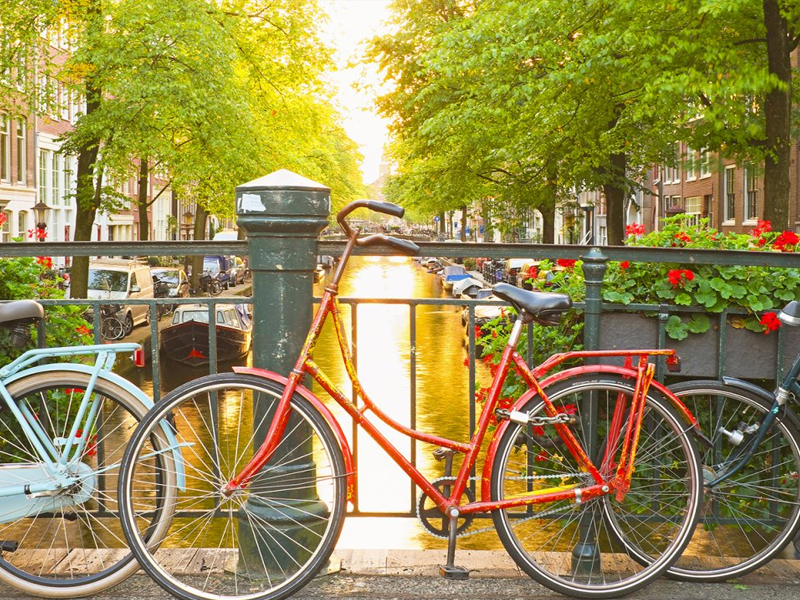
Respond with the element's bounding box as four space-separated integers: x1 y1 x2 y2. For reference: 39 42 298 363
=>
721 376 800 430
232 366 357 504
479 365 700 502
4 364 187 490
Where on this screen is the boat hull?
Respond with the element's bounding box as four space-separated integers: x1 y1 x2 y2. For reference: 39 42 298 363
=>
161 321 251 367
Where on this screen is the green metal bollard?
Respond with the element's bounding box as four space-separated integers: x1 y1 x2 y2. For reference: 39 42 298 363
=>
572 247 608 574
234 169 330 577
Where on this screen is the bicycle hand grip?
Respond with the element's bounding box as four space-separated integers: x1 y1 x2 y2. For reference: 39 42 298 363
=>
367 201 404 218
385 236 419 255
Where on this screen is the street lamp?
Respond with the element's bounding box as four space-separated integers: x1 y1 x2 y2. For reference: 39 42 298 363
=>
32 200 50 242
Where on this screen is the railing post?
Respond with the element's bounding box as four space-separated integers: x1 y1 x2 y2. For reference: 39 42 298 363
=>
573 246 608 573
234 169 330 575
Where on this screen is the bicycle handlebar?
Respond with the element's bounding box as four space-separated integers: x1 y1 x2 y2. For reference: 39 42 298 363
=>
357 234 419 256
335 200 418 255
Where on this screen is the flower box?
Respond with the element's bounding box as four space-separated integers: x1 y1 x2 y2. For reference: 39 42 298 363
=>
599 312 800 380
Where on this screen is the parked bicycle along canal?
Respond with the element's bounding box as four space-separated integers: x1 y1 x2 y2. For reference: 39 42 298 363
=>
114 255 796 560
119 255 502 550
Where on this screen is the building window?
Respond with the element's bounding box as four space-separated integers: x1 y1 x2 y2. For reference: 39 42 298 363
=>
0 115 9 182
699 148 711 178
724 165 736 223
685 196 702 226
685 148 697 181
744 164 758 222
15 121 25 184
52 153 61 206
17 211 26 239
39 149 49 205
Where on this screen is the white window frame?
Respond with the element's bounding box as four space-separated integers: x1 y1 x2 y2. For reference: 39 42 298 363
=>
743 163 758 223
0 115 9 182
723 165 736 224
699 148 711 178
15 120 26 184
685 148 697 181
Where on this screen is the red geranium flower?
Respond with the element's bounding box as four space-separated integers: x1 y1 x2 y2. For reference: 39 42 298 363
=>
36 256 52 269
667 269 694 288
557 259 576 269
75 325 91 336
752 220 772 236
760 311 781 334
620 261 630 269
673 232 692 245
0 213 6 226
625 223 645 237
774 231 799 252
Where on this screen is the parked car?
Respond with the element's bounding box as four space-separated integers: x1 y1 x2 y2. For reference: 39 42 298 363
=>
230 257 247 286
87 259 154 333
151 267 190 308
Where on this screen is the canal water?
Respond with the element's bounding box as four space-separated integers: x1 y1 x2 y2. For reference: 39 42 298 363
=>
124 255 501 550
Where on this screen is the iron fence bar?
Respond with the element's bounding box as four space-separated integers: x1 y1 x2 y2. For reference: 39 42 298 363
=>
410 303 418 513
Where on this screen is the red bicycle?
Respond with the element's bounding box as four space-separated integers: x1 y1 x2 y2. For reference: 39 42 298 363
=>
118 200 703 600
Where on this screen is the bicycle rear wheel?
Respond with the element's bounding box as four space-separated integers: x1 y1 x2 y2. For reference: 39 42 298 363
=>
118 373 347 600
665 381 800 581
490 374 701 598
0 371 176 597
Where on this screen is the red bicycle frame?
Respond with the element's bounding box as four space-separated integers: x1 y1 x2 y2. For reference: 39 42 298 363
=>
221 231 695 520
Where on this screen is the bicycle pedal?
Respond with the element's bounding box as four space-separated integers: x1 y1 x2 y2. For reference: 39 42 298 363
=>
0 541 18 553
439 564 470 580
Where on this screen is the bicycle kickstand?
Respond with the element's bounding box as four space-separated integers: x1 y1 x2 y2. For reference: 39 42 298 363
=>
439 507 469 580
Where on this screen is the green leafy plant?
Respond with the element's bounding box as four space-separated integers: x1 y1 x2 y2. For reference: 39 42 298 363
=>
0 255 93 361
472 260 585 413
603 215 800 339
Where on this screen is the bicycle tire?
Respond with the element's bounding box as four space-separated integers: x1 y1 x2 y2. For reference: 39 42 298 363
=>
208 280 222 296
661 380 800 581
118 373 347 600
490 374 702 598
0 370 176 598
101 317 125 341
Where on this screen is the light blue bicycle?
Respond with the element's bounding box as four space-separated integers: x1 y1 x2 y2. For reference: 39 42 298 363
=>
0 300 182 597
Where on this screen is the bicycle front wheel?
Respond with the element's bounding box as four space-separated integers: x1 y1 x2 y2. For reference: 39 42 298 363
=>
0 371 176 597
665 381 800 581
118 373 347 600
490 374 702 598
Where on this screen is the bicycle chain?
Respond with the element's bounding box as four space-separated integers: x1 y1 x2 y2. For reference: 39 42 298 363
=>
416 473 591 540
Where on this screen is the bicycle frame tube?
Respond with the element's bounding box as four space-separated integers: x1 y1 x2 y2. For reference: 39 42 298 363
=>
223 232 672 513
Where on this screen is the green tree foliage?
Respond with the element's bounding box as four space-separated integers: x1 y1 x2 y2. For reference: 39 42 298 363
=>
0 0 364 296
369 0 800 243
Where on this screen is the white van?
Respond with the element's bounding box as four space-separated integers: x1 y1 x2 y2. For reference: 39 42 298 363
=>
88 259 154 332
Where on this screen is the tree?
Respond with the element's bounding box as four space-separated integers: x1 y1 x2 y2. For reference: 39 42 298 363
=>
1 0 365 297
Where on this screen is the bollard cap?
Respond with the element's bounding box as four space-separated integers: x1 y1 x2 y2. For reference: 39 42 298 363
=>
236 169 330 218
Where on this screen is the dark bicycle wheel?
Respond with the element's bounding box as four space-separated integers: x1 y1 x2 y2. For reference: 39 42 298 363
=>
100 316 125 341
490 373 702 598
664 381 800 581
118 373 347 600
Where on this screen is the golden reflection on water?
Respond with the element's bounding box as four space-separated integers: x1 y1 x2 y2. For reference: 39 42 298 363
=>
311 256 498 549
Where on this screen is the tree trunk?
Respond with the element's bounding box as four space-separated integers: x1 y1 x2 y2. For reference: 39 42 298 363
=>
438 212 445 235
69 7 102 300
137 160 150 241
602 152 627 246
189 205 208 290
539 167 557 244
481 202 491 242
761 0 792 229
460 205 467 241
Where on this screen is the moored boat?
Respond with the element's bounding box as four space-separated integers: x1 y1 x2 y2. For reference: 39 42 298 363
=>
161 304 252 367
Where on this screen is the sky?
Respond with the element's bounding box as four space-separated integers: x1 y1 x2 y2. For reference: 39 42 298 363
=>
320 0 393 185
